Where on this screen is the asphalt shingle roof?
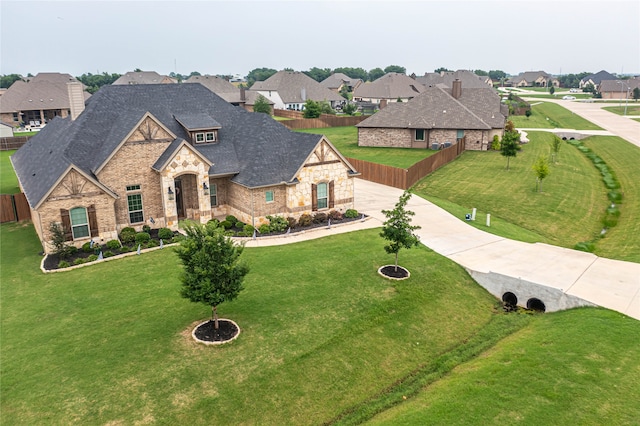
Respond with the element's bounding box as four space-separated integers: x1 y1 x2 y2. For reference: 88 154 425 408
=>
0 73 89 113
353 73 425 100
12 84 326 207
356 85 503 130
249 71 344 103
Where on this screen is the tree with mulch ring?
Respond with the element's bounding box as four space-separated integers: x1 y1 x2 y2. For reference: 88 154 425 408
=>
176 221 249 344
379 190 421 279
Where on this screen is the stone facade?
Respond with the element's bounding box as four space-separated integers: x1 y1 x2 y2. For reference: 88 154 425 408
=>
359 127 502 152
34 169 117 253
358 128 412 148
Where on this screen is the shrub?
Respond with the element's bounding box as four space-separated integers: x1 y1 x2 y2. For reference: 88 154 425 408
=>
491 135 500 151
146 239 159 248
225 215 238 226
313 212 328 224
235 221 245 229
286 216 297 229
158 228 174 240
298 213 312 227
328 210 343 220
73 258 86 265
171 235 185 243
81 242 93 253
142 224 151 233
344 209 359 219
207 218 220 227
266 215 289 232
106 239 121 250
574 241 596 252
608 191 623 203
103 251 114 258
242 224 255 237
119 227 137 244
258 224 271 234
220 220 232 229
135 232 151 244
57 260 70 269
87 254 99 262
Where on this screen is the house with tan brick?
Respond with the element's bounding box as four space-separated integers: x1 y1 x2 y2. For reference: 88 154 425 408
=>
352 73 426 106
11 84 358 253
184 75 273 113
356 80 506 151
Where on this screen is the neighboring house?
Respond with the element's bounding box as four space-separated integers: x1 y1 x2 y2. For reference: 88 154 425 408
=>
320 73 363 93
0 73 89 128
11 84 358 254
357 80 506 151
352 73 426 105
0 122 14 137
506 71 559 87
184 75 273 113
415 70 492 89
112 71 177 85
579 70 617 89
598 78 640 99
249 71 345 110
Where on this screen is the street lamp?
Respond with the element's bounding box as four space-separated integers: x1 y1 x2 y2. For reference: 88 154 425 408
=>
616 81 630 116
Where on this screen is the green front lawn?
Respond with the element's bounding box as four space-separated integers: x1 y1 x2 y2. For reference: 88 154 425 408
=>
509 102 603 130
412 132 634 260
296 126 436 168
0 150 20 194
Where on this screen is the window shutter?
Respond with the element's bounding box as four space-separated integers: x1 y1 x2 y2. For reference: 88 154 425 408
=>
88 204 99 237
311 183 318 211
329 181 335 208
60 209 72 241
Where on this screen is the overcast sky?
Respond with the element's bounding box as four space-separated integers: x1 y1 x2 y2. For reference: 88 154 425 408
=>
1 0 638 78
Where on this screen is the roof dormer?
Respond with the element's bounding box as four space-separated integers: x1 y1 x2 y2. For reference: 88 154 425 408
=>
174 113 221 145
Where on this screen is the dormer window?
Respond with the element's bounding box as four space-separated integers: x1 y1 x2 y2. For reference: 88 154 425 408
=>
194 131 216 144
174 113 221 145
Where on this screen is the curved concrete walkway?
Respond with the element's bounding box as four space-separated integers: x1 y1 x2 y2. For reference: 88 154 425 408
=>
243 178 639 320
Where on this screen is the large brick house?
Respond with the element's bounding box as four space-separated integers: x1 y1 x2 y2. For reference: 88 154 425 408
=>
11 84 358 253
356 80 506 151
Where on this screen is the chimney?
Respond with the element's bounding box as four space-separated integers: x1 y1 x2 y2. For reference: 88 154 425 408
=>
240 87 246 101
379 99 388 109
452 79 462 99
67 82 85 120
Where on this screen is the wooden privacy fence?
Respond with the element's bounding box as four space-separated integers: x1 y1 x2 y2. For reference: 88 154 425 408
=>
0 193 30 223
347 142 466 190
277 115 368 130
1 136 30 151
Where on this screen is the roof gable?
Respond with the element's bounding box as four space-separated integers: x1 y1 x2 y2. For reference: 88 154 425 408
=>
250 71 344 103
353 73 425 99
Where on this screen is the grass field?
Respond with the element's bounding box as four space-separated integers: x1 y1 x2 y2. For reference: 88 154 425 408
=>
602 104 640 116
2 221 639 425
0 150 20 194
296 126 436 168
509 102 603 130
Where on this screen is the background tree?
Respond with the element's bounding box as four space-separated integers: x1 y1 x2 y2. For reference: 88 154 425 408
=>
501 120 520 170
551 135 562 164
0 74 23 88
339 85 350 99
342 102 357 116
253 94 271 114
434 67 452 73
384 65 406 74
303 99 321 118
532 156 550 192
488 70 507 81
175 222 249 330
304 67 332 82
380 191 421 272
246 67 277 87
633 87 640 102
76 72 121 94
474 69 488 76
368 67 385 81
333 67 368 81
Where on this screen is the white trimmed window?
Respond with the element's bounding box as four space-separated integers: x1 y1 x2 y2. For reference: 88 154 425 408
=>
317 183 328 209
195 133 205 143
126 185 143 224
415 129 425 141
265 190 274 203
70 207 89 239
206 132 215 142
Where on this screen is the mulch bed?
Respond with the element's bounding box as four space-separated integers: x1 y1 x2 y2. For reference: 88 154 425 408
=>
379 265 410 279
231 214 368 238
194 319 239 342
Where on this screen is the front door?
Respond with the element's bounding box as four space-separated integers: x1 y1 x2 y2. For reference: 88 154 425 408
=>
175 179 184 219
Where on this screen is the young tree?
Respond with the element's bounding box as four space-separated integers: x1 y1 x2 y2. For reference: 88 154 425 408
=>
633 87 640 102
501 121 520 170
532 156 550 192
525 109 532 119
253 94 271 114
551 135 562 164
342 102 357 116
380 191 421 272
303 99 322 118
549 86 555 95
175 222 249 330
